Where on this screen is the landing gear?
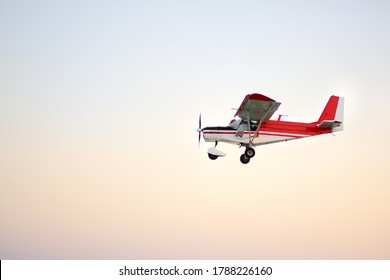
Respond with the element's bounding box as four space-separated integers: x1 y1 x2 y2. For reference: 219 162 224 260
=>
240 154 250 164
207 147 226 160
245 147 255 158
239 147 255 164
208 153 218 160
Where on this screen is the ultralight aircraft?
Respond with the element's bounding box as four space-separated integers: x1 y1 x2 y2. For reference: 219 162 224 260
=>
197 93 344 164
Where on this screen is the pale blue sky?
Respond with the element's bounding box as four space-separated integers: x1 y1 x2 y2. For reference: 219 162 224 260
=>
1 0 390 259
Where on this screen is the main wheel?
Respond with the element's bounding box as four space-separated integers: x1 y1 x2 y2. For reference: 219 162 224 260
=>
245 147 255 158
240 154 250 164
208 153 218 160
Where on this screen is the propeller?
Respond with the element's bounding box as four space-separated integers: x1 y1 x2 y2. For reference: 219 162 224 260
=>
197 113 202 146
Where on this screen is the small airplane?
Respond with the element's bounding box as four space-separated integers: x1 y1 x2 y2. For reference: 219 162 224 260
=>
197 93 344 164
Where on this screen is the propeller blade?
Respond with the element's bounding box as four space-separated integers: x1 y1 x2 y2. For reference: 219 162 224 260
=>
198 114 202 146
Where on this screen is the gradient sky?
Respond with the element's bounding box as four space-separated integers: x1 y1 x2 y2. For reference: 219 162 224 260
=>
1 0 389 259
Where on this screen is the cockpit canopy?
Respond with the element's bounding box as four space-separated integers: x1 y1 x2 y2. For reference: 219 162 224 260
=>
228 118 258 131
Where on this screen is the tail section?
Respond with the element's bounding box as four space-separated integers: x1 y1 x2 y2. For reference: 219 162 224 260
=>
317 95 344 132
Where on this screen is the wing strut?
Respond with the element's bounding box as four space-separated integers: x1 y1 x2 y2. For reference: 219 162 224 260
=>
251 120 262 144
247 110 263 146
247 112 251 146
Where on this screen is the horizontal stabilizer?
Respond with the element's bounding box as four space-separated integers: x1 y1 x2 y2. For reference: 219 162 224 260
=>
317 120 342 129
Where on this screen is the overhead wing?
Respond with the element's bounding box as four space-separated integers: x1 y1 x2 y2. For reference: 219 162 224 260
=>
234 93 281 123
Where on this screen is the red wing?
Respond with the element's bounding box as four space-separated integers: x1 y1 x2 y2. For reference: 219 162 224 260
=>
235 93 281 123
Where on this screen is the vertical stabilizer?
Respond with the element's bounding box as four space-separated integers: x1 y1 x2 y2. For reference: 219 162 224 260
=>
317 96 344 132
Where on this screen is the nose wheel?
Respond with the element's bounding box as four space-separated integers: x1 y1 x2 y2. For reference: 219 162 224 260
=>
208 153 219 160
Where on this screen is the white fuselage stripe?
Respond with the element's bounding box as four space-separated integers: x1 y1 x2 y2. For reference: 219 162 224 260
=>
203 130 309 138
